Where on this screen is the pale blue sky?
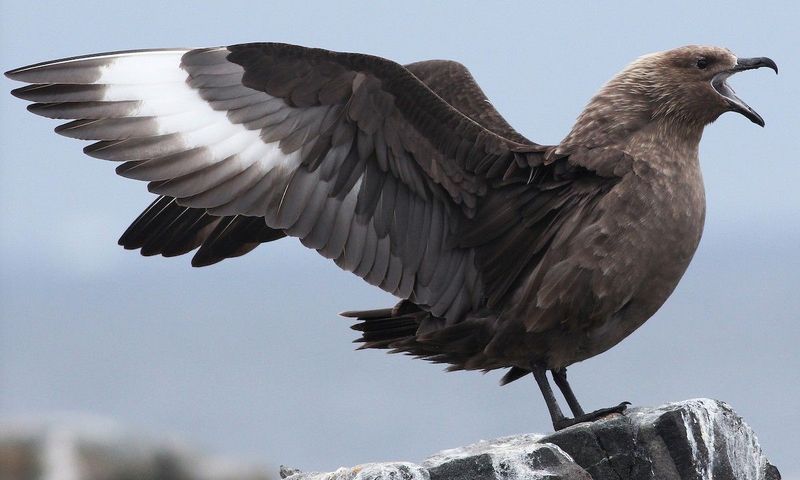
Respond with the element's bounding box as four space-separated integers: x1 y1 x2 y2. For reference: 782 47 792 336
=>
1 0 798 477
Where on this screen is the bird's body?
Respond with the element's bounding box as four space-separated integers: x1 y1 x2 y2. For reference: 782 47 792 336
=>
6 44 776 430
523 108 709 370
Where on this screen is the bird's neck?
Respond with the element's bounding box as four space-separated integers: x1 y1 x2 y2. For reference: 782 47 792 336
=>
557 86 705 162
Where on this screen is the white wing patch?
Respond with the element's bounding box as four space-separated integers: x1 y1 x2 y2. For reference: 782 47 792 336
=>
9 49 304 215
101 52 302 176
96 51 190 84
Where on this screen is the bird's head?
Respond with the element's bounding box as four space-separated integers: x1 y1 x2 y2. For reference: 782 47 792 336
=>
561 46 777 153
619 45 777 128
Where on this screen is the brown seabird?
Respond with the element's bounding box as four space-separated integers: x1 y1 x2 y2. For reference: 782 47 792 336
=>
5 44 777 430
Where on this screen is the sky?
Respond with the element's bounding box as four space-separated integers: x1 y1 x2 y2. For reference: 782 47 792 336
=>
1 0 798 477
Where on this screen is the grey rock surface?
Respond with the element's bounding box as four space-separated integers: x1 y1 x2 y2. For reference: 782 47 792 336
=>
281 399 780 480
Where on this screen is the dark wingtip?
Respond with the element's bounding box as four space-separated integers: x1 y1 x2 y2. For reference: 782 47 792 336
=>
6 61 53 82
5 68 20 80
190 253 220 268
5 65 32 80
10 84 43 100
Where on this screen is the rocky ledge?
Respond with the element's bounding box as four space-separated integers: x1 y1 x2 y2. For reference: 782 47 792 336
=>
280 398 780 480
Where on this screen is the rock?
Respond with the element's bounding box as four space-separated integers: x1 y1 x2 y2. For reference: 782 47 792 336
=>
281 399 780 480
542 398 780 479
423 434 591 480
0 414 273 480
279 462 428 480
1 400 778 479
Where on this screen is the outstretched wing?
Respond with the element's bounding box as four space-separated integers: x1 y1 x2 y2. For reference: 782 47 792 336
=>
6 43 546 322
115 58 538 268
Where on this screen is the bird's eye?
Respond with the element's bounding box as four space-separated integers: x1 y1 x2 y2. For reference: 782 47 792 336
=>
696 58 709 69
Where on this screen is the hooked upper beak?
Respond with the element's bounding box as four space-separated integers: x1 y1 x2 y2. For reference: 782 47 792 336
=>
712 57 778 127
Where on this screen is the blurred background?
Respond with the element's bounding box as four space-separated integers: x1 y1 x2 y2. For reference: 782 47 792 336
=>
1 1 798 478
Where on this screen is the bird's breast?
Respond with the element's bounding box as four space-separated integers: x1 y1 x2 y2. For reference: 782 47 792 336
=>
488 152 708 369
574 153 707 361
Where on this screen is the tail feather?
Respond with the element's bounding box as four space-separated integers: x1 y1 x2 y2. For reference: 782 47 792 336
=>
343 301 427 348
340 308 393 319
350 316 419 332
345 302 528 386
499 366 530 385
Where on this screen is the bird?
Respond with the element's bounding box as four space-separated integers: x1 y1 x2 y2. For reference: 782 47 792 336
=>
5 44 777 431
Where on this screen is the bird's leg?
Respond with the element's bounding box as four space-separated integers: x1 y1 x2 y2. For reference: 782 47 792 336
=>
534 363 630 431
551 367 585 417
530 363 568 429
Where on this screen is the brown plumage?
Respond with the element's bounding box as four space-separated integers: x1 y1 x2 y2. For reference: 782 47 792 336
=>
5 44 777 430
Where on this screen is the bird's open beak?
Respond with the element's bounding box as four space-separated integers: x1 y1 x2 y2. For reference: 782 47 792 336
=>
711 57 778 127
